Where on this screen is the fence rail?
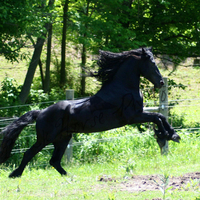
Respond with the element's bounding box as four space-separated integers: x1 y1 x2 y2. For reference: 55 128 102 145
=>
64 77 169 158
1 77 200 159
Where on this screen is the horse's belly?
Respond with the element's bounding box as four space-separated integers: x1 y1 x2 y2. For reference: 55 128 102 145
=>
65 109 125 133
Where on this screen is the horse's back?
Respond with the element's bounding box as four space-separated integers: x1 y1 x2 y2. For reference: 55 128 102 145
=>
35 98 92 136
35 93 142 137
62 96 126 133
35 101 70 139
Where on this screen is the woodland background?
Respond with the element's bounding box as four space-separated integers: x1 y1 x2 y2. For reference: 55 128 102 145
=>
1 2 200 199
1 0 200 105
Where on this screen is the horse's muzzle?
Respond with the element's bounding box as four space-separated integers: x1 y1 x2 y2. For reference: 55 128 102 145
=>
154 80 164 89
160 80 164 86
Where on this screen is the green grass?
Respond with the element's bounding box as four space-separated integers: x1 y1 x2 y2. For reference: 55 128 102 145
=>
0 49 37 86
1 56 200 199
1 132 200 199
161 65 200 128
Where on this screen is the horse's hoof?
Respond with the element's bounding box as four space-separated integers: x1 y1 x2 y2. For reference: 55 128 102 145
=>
9 174 21 178
61 171 67 176
9 170 22 178
171 133 181 143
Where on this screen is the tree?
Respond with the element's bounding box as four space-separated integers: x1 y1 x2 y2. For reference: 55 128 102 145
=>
97 0 140 51
130 0 200 58
60 0 69 86
77 0 90 96
68 0 95 95
0 0 39 61
19 0 55 103
43 23 53 93
2 0 200 102
69 0 141 95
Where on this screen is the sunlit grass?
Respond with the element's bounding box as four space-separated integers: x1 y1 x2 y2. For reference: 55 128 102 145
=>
1 57 200 199
161 66 200 128
1 130 200 200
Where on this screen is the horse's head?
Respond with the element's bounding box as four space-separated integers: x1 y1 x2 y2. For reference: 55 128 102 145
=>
139 48 164 88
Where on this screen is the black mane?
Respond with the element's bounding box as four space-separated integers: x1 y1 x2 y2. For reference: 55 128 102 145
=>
95 48 143 85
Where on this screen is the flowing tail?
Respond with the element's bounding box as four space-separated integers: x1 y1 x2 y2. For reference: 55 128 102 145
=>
0 110 41 164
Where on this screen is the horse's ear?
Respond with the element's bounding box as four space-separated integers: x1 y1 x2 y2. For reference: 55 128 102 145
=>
142 47 153 53
141 48 149 60
142 48 146 55
141 47 152 60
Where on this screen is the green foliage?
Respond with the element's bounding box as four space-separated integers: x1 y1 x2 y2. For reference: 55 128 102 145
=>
0 77 66 117
152 173 173 200
1 0 199 102
168 78 187 95
66 0 200 59
133 0 200 58
0 77 22 117
0 77 20 105
72 126 159 164
0 0 53 61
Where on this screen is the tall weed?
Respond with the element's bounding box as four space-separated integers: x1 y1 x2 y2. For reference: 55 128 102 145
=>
72 126 159 164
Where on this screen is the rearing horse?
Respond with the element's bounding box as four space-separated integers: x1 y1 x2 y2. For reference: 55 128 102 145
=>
0 47 180 178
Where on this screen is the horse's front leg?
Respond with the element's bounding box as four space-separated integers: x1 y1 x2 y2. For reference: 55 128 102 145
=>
155 113 181 142
129 112 168 136
128 112 180 144
128 112 169 151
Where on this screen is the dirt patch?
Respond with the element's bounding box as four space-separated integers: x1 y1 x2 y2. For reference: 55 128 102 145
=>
99 172 200 192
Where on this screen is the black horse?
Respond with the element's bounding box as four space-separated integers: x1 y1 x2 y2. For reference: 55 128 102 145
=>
0 47 180 178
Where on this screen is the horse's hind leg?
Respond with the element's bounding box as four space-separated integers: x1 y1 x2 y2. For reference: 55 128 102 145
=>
50 134 72 175
9 141 45 178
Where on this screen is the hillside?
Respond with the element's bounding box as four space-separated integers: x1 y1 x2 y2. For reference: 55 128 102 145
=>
1 55 200 129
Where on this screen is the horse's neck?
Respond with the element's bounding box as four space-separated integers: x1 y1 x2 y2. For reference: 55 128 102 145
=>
96 58 141 103
113 57 140 90
96 80 141 106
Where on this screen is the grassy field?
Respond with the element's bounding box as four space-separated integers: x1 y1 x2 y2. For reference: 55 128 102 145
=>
1 56 200 199
0 50 36 85
0 132 200 200
161 64 200 128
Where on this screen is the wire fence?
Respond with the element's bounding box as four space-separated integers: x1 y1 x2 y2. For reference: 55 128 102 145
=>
1 85 200 155
1 97 200 126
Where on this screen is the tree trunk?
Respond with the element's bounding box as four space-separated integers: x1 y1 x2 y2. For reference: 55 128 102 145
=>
80 43 86 96
80 1 89 96
28 35 45 90
19 0 55 103
39 59 45 90
19 38 46 103
44 23 52 93
121 0 133 28
60 0 69 86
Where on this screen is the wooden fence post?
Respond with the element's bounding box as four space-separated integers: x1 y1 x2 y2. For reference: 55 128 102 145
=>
159 77 169 154
66 89 74 101
65 89 74 162
64 79 169 158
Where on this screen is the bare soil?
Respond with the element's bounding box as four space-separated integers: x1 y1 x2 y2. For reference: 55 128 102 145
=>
99 172 200 193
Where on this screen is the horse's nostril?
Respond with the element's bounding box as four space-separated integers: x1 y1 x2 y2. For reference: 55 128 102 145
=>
160 80 164 85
